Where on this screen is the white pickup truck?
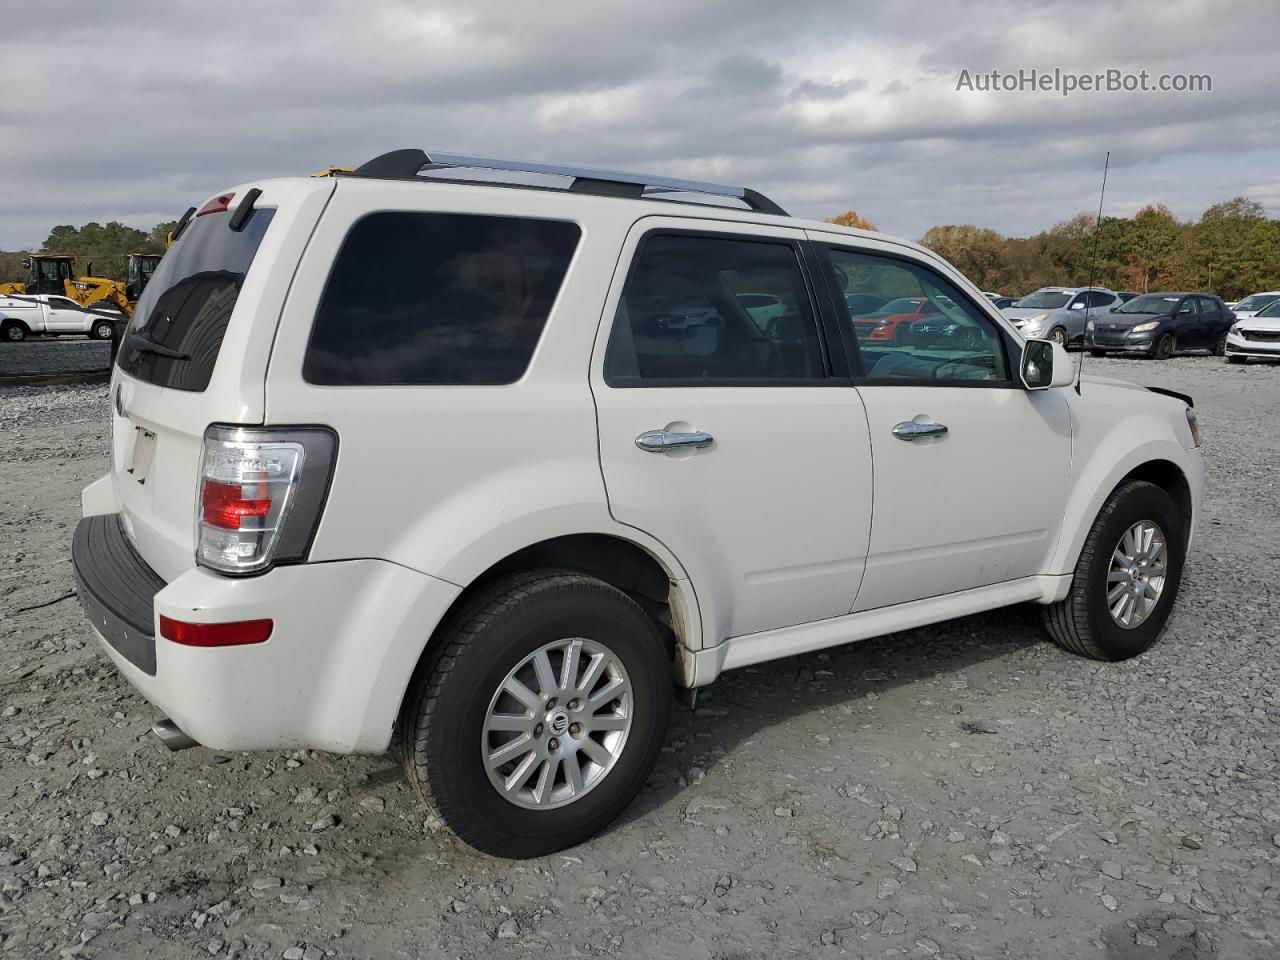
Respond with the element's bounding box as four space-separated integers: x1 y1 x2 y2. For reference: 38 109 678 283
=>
0 293 119 342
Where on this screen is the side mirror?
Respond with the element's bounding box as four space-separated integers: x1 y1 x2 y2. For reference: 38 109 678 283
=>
1069 301 1085 309
1021 338 1075 390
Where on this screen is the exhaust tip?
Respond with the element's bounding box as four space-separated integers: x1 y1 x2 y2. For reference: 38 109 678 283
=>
152 718 199 751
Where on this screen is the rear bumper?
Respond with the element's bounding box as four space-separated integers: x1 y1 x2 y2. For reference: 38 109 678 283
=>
72 513 461 753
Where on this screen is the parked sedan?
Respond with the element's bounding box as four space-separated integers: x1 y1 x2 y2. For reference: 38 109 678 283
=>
1003 286 1121 346
1224 296 1280 363
1086 292 1234 359
849 296 940 342
1228 291 1280 319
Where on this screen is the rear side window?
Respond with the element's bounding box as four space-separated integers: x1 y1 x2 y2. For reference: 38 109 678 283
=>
118 210 275 392
304 213 580 386
604 233 826 385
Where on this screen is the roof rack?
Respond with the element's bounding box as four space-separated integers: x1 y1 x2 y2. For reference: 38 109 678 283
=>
345 149 788 217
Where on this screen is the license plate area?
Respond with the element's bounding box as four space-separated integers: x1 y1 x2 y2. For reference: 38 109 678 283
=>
127 427 157 485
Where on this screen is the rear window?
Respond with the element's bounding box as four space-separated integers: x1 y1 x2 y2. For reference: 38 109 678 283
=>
117 209 275 392
304 212 581 386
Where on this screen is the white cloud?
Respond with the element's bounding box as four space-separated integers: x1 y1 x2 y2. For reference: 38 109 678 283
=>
0 0 1276 248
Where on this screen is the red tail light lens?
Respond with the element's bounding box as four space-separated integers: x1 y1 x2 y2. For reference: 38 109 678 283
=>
160 616 273 647
201 479 273 530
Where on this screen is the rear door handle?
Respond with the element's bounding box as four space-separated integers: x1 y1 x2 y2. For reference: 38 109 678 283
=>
636 429 714 453
892 421 948 441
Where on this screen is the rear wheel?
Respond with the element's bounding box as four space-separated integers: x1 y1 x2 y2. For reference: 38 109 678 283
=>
92 320 115 341
1042 480 1186 661
398 570 671 857
1152 334 1175 360
2 321 28 343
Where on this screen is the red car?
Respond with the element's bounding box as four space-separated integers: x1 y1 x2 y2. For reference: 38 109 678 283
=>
851 297 941 342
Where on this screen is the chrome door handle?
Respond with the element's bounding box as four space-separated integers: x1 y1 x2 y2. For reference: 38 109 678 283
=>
635 429 714 453
892 421 948 441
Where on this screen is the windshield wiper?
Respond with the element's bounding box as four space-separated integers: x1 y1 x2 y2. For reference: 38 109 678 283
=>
124 332 189 361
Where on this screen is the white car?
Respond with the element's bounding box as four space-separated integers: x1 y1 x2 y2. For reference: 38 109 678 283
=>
1225 296 1280 362
72 151 1203 857
1 293 119 342
1226 290 1280 320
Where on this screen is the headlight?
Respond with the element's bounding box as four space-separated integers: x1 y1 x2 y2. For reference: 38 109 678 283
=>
1086 320 1095 332
1027 313 1050 324
1229 323 1241 335
1131 321 1160 333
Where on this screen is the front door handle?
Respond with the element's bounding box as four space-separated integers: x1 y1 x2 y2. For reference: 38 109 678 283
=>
892 421 948 441
636 429 714 453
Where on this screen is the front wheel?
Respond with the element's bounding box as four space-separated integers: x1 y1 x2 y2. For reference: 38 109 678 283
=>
1213 332 1227 356
1151 333 1175 360
1048 327 1068 347
92 320 115 341
1042 480 1186 661
398 570 671 857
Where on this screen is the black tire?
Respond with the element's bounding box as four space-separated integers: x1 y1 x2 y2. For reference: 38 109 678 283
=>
1042 480 1186 661
1213 332 1227 357
1048 327 1068 347
1090 349 1107 358
2 321 28 343
397 570 671 858
91 320 115 341
1151 334 1174 360
1227 355 1246 364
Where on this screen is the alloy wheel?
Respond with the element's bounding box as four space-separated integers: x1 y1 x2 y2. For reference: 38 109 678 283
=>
482 637 633 810
1106 520 1168 629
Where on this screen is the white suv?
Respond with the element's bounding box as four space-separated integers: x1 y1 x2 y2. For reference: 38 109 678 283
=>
73 150 1203 857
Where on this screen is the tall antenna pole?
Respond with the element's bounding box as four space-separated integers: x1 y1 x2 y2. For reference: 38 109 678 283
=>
1076 151 1110 395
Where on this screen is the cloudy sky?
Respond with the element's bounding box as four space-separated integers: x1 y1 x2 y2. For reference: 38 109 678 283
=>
1 0 1277 249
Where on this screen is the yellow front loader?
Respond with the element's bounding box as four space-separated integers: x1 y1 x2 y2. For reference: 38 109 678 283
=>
0 253 162 316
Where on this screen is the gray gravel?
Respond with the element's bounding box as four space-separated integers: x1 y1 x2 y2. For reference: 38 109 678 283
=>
0 356 1277 959
0 340 111 378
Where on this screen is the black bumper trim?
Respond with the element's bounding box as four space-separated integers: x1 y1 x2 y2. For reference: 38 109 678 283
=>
72 514 165 676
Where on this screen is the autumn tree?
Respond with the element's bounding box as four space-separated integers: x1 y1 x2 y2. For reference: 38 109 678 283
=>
826 210 878 231
919 225 1006 290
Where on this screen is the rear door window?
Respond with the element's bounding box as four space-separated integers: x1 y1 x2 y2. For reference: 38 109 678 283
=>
118 210 275 392
304 213 580 386
603 233 827 385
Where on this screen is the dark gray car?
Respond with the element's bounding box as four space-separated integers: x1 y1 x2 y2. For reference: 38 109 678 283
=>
1085 292 1234 359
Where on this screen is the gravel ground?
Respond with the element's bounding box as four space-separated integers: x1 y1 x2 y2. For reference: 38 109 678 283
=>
0 341 111 378
0 356 1277 960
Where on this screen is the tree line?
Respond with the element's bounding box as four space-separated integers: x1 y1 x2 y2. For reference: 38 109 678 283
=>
5 199 1278 302
0 220 177 286
832 198 1280 301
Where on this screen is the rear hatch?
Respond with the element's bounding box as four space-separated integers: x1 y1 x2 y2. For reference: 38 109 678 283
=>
110 177 335 582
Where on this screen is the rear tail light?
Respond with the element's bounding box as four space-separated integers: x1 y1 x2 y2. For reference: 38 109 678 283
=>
196 425 337 575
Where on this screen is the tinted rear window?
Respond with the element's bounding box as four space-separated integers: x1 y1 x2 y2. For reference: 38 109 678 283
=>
117 210 275 392
304 212 580 386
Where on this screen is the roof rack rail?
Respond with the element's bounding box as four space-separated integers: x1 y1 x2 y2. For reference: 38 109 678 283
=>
346 149 788 217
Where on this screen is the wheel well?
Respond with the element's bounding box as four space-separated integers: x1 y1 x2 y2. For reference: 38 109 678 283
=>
1 318 30 332
1119 459 1192 536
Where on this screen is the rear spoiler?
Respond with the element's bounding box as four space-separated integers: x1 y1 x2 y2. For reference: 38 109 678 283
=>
1147 386 1193 408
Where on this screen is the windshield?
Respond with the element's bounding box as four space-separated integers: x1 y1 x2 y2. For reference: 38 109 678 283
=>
870 298 925 315
118 209 275 391
1233 294 1280 312
1114 294 1180 315
1256 298 1280 318
1014 291 1071 309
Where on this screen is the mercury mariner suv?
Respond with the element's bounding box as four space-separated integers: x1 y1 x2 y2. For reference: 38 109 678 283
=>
72 150 1203 857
